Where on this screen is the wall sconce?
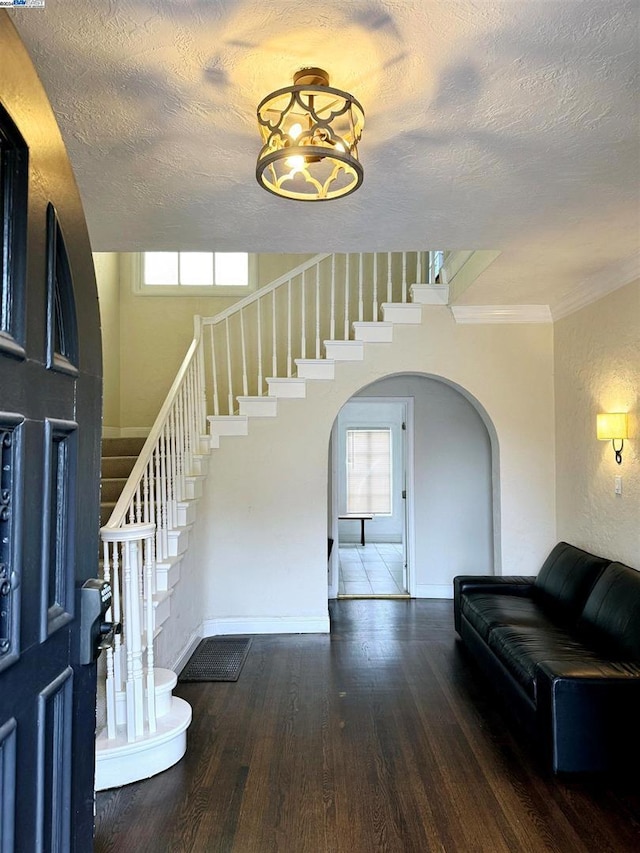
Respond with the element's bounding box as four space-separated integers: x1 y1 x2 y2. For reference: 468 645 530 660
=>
597 412 628 464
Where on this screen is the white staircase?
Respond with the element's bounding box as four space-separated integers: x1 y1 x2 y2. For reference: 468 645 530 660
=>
95 252 446 789
95 327 210 790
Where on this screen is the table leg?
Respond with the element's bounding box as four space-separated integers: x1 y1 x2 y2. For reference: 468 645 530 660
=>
360 518 365 547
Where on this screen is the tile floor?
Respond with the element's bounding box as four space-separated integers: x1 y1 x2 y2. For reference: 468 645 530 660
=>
338 542 407 596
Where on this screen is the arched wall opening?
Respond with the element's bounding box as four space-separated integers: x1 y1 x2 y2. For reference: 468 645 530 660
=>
328 372 499 598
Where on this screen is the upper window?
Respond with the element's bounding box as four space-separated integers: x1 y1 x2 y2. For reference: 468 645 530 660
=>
46 203 78 375
0 102 28 356
136 252 252 295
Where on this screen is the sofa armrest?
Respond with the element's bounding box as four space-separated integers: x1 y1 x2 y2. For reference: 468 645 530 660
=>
536 659 640 774
453 576 535 633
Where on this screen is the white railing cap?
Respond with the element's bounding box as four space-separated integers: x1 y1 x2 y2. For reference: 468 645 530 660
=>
100 522 156 543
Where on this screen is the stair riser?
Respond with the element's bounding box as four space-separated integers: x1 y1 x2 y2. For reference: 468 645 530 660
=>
190 454 208 477
208 416 249 437
100 504 116 527
295 359 335 380
168 527 189 557
353 323 394 343
184 477 203 501
101 437 147 457
410 283 449 305
238 398 278 417
177 501 196 527
101 479 128 502
156 559 181 592
381 303 423 323
114 669 177 725
267 379 307 398
154 595 172 628
101 457 138 478
324 341 364 361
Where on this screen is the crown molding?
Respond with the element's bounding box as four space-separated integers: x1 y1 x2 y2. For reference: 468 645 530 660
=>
552 255 640 320
451 305 553 324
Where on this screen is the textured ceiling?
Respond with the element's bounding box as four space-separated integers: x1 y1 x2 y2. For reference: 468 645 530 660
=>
9 0 640 309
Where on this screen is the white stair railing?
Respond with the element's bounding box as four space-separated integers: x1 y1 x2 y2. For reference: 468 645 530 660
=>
99 315 208 745
202 251 438 416
101 523 156 742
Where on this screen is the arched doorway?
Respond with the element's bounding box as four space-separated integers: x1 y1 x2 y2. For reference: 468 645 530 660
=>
329 373 497 599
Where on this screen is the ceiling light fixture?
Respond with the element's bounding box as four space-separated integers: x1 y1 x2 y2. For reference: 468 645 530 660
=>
256 68 365 202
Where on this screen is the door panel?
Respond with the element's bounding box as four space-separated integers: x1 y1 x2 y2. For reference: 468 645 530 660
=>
36 667 73 852
0 716 16 852
1 14 103 852
0 416 22 672
41 418 77 640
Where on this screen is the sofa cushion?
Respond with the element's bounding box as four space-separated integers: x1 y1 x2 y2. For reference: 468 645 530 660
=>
533 542 609 623
461 593 549 642
578 562 640 660
488 624 610 701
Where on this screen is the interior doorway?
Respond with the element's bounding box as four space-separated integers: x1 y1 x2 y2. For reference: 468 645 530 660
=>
328 373 495 602
330 398 414 598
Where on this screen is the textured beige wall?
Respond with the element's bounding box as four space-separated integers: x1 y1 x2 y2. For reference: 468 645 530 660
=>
555 278 640 567
117 253 310 429
94 252 121 429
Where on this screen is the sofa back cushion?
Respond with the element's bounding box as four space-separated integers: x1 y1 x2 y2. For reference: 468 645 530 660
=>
578 562 640 660
533 542 609 623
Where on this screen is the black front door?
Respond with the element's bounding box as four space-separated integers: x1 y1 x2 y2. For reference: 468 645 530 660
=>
0 15 102 851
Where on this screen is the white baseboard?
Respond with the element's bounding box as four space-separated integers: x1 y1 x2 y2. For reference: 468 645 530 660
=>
202 615 330 636
101 426 120 438
415 584 453 599
170 630 203 675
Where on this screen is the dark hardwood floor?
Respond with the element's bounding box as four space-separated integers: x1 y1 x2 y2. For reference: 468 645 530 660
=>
95 600 640 852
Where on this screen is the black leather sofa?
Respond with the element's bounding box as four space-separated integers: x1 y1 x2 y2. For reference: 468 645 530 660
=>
454 542 640 774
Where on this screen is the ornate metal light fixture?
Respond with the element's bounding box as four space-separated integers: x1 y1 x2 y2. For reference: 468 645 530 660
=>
256 68 365 201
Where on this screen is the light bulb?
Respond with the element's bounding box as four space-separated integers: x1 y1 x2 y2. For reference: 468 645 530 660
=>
286 155 305 171
289 123 303 141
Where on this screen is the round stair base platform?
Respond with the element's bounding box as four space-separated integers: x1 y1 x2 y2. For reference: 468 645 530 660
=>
95 696 192 791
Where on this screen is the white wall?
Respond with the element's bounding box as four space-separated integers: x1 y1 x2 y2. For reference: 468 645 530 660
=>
198 307 555 634
555 278 639 567
354 375 494 597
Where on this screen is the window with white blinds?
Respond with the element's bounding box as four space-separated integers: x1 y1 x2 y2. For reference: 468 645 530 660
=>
346 428 392 514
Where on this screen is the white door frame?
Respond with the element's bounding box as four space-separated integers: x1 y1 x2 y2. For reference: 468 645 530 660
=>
328 396 415 598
